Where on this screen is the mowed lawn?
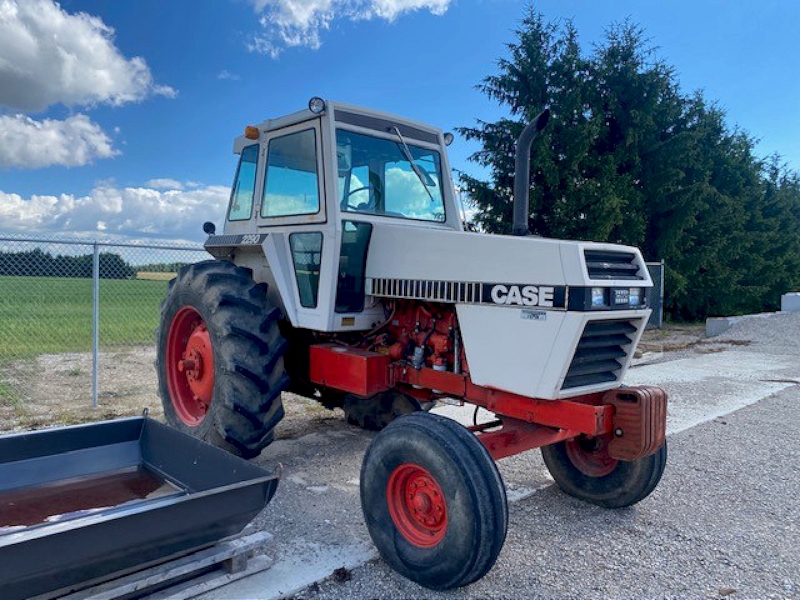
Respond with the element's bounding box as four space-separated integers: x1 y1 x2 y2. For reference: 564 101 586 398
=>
0 275 170 361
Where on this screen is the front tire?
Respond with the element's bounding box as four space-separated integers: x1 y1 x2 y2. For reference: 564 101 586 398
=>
157 260 289 458
541 435 667 508
360 412 508 590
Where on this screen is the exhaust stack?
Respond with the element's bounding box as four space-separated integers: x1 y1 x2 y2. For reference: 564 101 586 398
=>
512 109 550 236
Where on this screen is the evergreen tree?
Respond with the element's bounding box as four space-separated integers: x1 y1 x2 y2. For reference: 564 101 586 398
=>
461 8 800 320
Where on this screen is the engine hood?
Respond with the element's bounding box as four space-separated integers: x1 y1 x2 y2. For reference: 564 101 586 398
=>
364 222 652 289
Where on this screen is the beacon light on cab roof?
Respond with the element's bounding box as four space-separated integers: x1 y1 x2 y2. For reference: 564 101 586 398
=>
308 96 326 114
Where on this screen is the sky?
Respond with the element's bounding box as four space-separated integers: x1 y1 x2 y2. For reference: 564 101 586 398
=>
0 0 798 244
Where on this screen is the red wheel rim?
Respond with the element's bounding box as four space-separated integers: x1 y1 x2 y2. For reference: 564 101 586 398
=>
386 463 447 548
165 307 215 426
566 435 619 477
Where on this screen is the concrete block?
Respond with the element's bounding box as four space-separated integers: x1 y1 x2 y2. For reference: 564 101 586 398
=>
781 292 800 312
706 317 736 337
706 312 774 337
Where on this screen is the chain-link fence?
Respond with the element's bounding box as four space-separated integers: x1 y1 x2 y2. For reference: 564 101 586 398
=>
0 234 207 432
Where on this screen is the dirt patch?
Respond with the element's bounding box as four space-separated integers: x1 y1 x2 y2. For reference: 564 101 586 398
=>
0 346 343 437
637 323 754 360
638 323 706 353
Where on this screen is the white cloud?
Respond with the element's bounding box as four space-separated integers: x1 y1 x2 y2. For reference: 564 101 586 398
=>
0 183 230 241
370 0 451 20
248 0 452 58
0 0 176 111
145 178 183 190
0 114 117 168
217 70 241 81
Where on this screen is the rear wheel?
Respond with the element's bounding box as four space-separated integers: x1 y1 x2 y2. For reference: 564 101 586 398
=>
157 260 289 458
541 435 667 508
344 390 424 431
361 412 508 590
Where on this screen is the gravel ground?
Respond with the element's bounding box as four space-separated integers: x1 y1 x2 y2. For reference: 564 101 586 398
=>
644 311 800 364
289 387 799 600
240 311 799 600
4 311 798 599
717 311 800 355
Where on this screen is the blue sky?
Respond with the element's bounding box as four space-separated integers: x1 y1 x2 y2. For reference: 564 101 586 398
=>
1 0 798 243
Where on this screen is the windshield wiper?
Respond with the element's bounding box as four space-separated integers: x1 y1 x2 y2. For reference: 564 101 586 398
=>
391 126 435 203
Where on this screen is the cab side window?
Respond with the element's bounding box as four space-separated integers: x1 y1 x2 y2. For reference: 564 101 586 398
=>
228 144 259 221
289 232 323 308
262 129 320 218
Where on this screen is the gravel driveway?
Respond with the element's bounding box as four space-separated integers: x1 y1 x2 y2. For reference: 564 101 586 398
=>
200 312 800 600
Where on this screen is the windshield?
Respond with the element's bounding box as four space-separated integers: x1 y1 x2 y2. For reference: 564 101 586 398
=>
336 129 445 222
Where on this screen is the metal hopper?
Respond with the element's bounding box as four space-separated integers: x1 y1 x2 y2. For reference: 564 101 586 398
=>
0 416 279 599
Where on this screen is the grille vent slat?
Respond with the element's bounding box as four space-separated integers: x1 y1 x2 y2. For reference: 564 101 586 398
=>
570 347 627 364
567 359 625 376
585 250 643 281
580 322 638 337
562 319 638 390
367 278 482 304
564 372 618 388
576 334 632 348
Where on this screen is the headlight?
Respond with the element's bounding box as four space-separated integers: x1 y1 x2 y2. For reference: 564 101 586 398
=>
591 287 605 307
629 287 646 306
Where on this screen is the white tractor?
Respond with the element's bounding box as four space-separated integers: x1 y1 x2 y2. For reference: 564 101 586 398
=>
157 98 667 590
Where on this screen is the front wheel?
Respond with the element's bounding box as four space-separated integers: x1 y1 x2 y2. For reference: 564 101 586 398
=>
541 435 667 508
360 412 508 590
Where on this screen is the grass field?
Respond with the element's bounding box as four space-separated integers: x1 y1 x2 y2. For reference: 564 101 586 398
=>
0 275 170 360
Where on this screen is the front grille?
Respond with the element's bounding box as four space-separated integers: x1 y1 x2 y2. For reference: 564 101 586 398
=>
584 250 643 280
562 320 638 390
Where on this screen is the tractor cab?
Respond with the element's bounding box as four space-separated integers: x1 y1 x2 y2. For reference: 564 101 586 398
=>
210 98 462 333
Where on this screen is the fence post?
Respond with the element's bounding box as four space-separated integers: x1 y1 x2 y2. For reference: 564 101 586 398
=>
92 242 99 409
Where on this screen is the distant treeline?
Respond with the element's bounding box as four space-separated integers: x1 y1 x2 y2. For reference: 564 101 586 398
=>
135 262 190 273
0 249 135 279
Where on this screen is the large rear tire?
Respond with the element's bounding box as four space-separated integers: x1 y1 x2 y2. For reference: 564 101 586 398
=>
157 260 288 458
541 435 667 508
361 412 508 590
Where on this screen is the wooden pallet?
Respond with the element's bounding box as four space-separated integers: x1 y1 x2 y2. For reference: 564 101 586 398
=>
34 531 273 600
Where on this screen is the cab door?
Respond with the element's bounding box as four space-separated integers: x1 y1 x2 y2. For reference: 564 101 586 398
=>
257 120 334 330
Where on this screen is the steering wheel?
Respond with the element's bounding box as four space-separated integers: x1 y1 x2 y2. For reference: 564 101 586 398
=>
342 185 374 211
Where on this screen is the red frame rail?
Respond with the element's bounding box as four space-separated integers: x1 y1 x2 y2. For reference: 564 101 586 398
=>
390 363 613 436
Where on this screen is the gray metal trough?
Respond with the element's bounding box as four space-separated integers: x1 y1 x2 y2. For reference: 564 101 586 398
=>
0 416 279 599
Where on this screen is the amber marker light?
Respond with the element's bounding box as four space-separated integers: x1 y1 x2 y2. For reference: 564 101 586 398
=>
244 125 260 140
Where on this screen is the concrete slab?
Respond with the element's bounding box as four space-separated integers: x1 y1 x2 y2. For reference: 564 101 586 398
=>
781 292 800 312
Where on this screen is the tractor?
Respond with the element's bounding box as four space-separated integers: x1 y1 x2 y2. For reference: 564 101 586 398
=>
156 98 668 590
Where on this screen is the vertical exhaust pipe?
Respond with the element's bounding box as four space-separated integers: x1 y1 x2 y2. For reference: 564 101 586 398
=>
512 109 550 236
